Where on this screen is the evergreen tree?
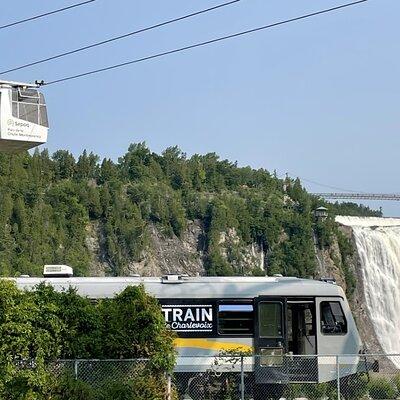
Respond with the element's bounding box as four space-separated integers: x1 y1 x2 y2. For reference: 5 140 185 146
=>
0 143 379 281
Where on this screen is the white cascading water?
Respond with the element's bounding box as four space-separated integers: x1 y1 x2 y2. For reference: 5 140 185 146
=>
336 216 400 358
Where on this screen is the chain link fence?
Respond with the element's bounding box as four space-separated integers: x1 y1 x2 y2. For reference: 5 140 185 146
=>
53 359 151 388
171 354 400 400
46 354 400 400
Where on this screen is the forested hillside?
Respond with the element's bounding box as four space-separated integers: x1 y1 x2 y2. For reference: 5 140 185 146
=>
0 143 380 278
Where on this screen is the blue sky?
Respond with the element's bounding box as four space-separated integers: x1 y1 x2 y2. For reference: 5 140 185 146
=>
1 0 399 215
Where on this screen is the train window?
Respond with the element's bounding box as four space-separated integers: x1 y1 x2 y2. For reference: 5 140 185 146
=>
218 304 254 335
320 301 347 335
259 302 283 338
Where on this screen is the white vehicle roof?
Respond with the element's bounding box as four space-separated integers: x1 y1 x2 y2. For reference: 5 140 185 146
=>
11 276 345 299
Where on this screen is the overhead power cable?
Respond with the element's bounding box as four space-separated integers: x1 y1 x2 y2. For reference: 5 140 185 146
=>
0 0 97 31
287 172 363 193
43 0 368 86
0 0 241 75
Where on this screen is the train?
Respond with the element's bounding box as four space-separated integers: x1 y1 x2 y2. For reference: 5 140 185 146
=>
13 266 366 399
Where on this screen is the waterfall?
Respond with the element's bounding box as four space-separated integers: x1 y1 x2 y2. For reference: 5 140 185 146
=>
336 216 400 357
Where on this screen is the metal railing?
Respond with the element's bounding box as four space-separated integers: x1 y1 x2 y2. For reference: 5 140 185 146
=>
313 193 400 201
45 354 400 399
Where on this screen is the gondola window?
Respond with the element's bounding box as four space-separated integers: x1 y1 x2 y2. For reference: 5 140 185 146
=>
218 304 254 335
11 88 48 127
320 301 347 334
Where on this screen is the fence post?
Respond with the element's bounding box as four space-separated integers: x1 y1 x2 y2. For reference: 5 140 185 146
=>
166 373 172 400
74 360 79 380
240 355 245 400
336 355 340 400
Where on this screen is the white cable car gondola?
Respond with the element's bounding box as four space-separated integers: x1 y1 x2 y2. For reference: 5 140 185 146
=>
0 80 48 152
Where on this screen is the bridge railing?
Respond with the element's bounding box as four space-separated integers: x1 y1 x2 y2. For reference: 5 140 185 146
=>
313 192 400 201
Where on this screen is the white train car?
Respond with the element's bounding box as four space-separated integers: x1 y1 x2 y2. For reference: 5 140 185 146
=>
14 271 365 399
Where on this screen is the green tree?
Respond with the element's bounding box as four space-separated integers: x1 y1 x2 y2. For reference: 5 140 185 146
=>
0 281 65 399
0 143 381 280
0 281 176 399
53 150 76 180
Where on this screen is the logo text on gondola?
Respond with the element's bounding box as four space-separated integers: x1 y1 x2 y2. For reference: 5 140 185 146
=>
7 119 29 128
162 305 213 332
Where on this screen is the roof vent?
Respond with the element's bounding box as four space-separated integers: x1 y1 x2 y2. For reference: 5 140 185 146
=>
320 277 336 284
162 274 187 284
43 265 73 278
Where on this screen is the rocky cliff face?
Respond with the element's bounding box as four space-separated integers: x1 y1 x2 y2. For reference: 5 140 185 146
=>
86 219 264 277
314 233 348 292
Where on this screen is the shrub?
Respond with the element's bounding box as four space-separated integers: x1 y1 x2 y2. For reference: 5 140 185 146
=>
0 282 176 399
341 374 369 400
97 374 176 400
97 381 133 400
52 374 96 400
393 373 400 397
284 382 331 400
368 376 396 400
302 382 329 400
98 285 176 371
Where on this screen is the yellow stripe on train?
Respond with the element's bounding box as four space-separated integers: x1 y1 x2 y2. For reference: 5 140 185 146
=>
174 338 253 352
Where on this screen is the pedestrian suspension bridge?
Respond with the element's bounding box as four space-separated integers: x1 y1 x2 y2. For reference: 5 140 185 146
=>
313 193 400 201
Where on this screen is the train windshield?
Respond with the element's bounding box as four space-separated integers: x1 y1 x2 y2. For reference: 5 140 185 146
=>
11 88 48 127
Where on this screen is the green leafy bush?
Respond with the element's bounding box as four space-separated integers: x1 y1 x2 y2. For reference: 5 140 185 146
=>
368 376 396 400
98 374 174 400
341 374 369 400
53 374 176 400
98 285 176 371
284 382 334 400
0 281 176 399
53 374 96 400
96 381 133 400
393 373 400 397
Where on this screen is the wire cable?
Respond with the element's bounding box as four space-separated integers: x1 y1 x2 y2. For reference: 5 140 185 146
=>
0 0 97 31
0 0 241 75
287 172 364 193
43 0 368 86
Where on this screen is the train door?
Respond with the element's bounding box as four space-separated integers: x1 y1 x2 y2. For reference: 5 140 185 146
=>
254 297 286 384
286 299 318 382
287 299 317 355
